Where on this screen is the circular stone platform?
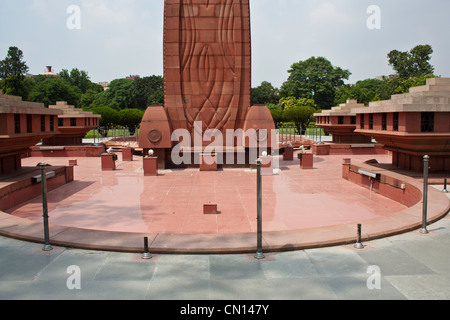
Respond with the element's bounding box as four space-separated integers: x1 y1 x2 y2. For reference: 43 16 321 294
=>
0 153 448 254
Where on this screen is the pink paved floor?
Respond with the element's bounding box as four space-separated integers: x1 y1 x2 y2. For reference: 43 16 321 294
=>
7 153 408 236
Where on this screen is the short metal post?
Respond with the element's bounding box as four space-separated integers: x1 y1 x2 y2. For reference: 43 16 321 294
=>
255 158 265 259
420 155 430 234
40 163 52 251
443 178 448 193
141 237 152 259
354 224 364 249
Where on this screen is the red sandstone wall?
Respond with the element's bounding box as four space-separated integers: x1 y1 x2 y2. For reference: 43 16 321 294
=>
342 163 422 207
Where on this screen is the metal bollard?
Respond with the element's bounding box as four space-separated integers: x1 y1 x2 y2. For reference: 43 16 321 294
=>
255 158 265 259
354 224 364 249
141 237 152 259
40 163 52 251
443 178 448 193
420 155 430 234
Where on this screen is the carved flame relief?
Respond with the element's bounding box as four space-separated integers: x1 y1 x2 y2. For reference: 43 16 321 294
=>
177 0 248 134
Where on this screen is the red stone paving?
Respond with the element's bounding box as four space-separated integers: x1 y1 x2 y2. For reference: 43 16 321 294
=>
2 152 447 254
9 154 407 235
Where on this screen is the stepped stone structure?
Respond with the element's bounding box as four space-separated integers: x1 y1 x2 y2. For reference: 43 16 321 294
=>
315 100 372 144
30 102 104 157
353 77 450 173
139 0 275 168
44 102 101 146
0 90 61 175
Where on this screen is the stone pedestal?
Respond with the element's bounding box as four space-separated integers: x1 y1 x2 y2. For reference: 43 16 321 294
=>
101 153 117 171
200 153 218 172
122 148 133 161
283 147 294 161
299 153 314 169
143 157 158 176
261 156 273 176
312 144 330 155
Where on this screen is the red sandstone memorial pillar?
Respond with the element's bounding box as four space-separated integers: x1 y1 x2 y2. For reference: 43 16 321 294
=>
139 0 276 168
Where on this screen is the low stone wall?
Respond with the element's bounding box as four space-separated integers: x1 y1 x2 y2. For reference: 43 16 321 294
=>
0 166 74 212
29 145 105 158
342 162 421 207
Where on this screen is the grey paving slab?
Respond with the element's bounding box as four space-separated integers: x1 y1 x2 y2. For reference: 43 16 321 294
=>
356 247 436 276
305 246 371 278
147 278 210 300
385 275 450 300
0 213 449 300
209 254 266 280
261 250 320 279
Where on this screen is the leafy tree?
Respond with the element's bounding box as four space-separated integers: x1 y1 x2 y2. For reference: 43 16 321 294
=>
279 97 316 110
133 76 164 109
280 57 351 109
104 79 136 110
118 108 144 135
59 68 103 94
251 81 279 105
0 46 29 79
283 106 316 134
28 78 82 107
0 73 29 99
269 109 284 127
388 44 434 79
334 79 385 106
91 106 120 136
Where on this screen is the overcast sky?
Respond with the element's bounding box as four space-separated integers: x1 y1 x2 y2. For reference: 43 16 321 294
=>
1 0 449 88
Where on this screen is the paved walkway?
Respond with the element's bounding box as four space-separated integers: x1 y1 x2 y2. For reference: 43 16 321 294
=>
0 210 449 300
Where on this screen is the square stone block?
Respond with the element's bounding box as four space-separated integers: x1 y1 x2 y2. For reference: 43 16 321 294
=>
283 147 294 161
101 153 116 171
260 156 273 176
204 204 218 215
122 148 133 161
69 159 77 166
299 153 314 169
143 157 158 176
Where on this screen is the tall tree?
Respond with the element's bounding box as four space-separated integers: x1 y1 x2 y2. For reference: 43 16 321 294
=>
28 78 82 107
0 46 29 79
133 75 164 109
59 68 103 94
388 44 434 79
1 73 29 99
251 81 279 105
280 57 351 109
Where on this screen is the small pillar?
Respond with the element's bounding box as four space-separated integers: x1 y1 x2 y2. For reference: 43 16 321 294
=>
283 147 294 161
299 153 314 169
101 153 117 171
122 147 133 161
261 156 273 176
200 152 218 171
143 156 158 176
